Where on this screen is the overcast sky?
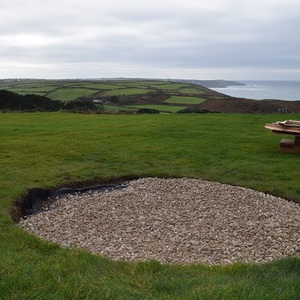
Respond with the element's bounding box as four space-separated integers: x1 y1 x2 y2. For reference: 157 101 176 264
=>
1 0 300 80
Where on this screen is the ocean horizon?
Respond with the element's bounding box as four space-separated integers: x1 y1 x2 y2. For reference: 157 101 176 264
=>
211 80 300 101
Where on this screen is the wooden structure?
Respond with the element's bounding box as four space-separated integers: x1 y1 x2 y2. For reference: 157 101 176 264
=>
265 120 300 154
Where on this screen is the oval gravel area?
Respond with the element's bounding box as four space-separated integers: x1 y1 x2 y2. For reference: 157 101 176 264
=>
19 178 300 265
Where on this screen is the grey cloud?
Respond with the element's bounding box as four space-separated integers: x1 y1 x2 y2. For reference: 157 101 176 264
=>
1 0 300 79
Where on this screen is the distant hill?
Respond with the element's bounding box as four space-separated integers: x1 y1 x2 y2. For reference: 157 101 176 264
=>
172 79 245 88
1 79 300 114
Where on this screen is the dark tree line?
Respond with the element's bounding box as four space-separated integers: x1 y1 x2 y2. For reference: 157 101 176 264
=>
0 90 100 112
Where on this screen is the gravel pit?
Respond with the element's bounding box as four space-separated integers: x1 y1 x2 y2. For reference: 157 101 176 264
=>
19 178 300 265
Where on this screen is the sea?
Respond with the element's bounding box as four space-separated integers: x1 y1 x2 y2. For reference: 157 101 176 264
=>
211 80 300 101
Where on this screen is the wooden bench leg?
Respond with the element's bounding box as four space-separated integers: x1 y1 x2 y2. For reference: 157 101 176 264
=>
280 137 300 154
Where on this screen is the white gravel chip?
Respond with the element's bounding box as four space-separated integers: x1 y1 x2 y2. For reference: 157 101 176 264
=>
19 178 300 265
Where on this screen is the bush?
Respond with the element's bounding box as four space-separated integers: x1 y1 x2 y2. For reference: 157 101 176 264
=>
63 100 98 111
0 90 103 113
0 90 63 111
177 108 214 114
136 108 160 114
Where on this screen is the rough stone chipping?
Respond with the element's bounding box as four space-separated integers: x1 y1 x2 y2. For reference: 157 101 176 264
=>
19 178 300 265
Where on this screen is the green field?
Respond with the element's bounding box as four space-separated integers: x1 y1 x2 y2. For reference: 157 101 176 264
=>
100 87 151 97
165 95 206 104
0 112 300 299
48 88 98 101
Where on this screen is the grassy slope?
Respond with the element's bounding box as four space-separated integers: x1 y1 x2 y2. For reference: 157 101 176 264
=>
0 112 300 299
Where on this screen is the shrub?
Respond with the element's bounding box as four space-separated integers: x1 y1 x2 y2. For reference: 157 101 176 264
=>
136 108 160 114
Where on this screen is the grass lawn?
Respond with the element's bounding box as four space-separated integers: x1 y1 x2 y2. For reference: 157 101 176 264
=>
0 112 299 299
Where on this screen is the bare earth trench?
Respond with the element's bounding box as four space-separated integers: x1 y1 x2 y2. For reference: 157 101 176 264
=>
19 178 300 265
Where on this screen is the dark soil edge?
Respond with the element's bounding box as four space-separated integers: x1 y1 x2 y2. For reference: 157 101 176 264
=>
11 174 299 223
10 175 143 223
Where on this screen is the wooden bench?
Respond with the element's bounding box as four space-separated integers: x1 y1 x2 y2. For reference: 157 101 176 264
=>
265 122 300 154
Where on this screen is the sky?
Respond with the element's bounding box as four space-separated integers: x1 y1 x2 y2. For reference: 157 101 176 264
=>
1 0 300 80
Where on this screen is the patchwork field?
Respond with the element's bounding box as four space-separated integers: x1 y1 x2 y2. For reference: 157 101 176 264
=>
0 79 212 100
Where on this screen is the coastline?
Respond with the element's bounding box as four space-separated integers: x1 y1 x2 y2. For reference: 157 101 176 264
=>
211 80 300 101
